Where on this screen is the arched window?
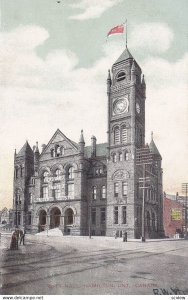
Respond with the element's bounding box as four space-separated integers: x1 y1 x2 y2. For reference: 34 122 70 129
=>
147 211 150 229
117 71 126 82
152 213 155 231
119 152 123 162
92 186 97 200
42 186 48 198
112 153 117 163
121 126 128 143
125 151 129 161
20 166 23 177
68 167 74 179
101 186 106 199
114 183 119 197
43 171 49 183
114 126 120 144
55 169 61 180
54 183 61 199
15 168 18 179
122 182 128 196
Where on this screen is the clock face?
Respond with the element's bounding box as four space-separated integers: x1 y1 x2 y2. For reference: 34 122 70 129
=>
113 97 128 115
136 103 140 114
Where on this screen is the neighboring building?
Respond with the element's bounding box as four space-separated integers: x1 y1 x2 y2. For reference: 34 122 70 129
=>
12 47 164 238
0 207 13 227
163 194 185 237
0 207 10 225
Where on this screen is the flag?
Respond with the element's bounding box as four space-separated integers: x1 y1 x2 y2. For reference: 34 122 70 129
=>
107 24 124 37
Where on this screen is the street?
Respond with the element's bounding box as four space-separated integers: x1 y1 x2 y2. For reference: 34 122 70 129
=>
0 233 188 295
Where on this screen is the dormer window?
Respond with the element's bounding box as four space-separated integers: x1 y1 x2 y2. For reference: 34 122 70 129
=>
56 145 61 157
117 71 126 82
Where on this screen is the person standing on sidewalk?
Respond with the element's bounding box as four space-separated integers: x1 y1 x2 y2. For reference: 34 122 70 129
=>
20 228 26 245
123 231 127 242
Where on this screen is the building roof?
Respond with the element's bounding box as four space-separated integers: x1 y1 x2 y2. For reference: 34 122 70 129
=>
17 141 33 157
84 143 108 158
114 47 133 64
149 134 161 159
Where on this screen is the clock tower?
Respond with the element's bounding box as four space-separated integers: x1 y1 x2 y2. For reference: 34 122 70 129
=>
106 47 146 238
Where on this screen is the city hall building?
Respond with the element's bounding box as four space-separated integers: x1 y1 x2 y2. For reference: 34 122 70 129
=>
13 47 164 238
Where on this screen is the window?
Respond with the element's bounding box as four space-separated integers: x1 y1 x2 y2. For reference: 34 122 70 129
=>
122 126 128 143
32 178 35 185
68 183 74 198
43 186 48 198
91 207 96 225
100 207 106 224
122 182 128 196
114 206 118 224
152 213 155 230
122 206 127 224
112 153 117 163
125 151 129 161
99 168 103 175
51 149 55 157
68 167 74 179
43 171 49 183
119 152 123 161
117 71 126 82
20 167 23 177
55 169 61 180
54 183 61 199
15 168 18 179
92 186 97 200
101 186 106 199
56 145 61 157
60 147 65 156
147 211 150 229
17 212 21 225
29 193 33 204
28 212 32 225
114 127 120 144
114 183 119 197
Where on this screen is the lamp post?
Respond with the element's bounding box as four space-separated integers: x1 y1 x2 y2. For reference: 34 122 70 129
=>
15 200 18 228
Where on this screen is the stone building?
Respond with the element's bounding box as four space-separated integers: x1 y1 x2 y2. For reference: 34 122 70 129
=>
12 47 164 238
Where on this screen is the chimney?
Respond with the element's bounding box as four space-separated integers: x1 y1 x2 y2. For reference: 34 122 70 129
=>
91 136 97 157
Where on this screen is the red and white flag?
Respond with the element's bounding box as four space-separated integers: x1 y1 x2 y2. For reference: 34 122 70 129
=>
107 24 124 37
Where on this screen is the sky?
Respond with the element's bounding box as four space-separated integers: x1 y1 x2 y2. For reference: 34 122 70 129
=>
0 0 187 209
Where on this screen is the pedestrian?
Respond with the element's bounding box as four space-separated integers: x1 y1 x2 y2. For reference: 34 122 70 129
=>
10 230 17 250
114 230 118 239
20 228 26 245
123 231 127 242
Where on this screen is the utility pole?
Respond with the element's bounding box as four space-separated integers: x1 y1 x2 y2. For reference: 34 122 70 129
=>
136 146 153 242
182 183 188 239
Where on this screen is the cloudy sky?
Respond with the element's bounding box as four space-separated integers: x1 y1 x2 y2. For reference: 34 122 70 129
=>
0 0 187 209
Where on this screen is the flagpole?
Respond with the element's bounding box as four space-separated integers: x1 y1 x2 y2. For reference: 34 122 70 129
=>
125 19 127 48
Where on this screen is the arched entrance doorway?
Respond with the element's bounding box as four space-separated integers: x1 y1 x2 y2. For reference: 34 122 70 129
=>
50 207 61 229
64 208 74 235
39 210 47 232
